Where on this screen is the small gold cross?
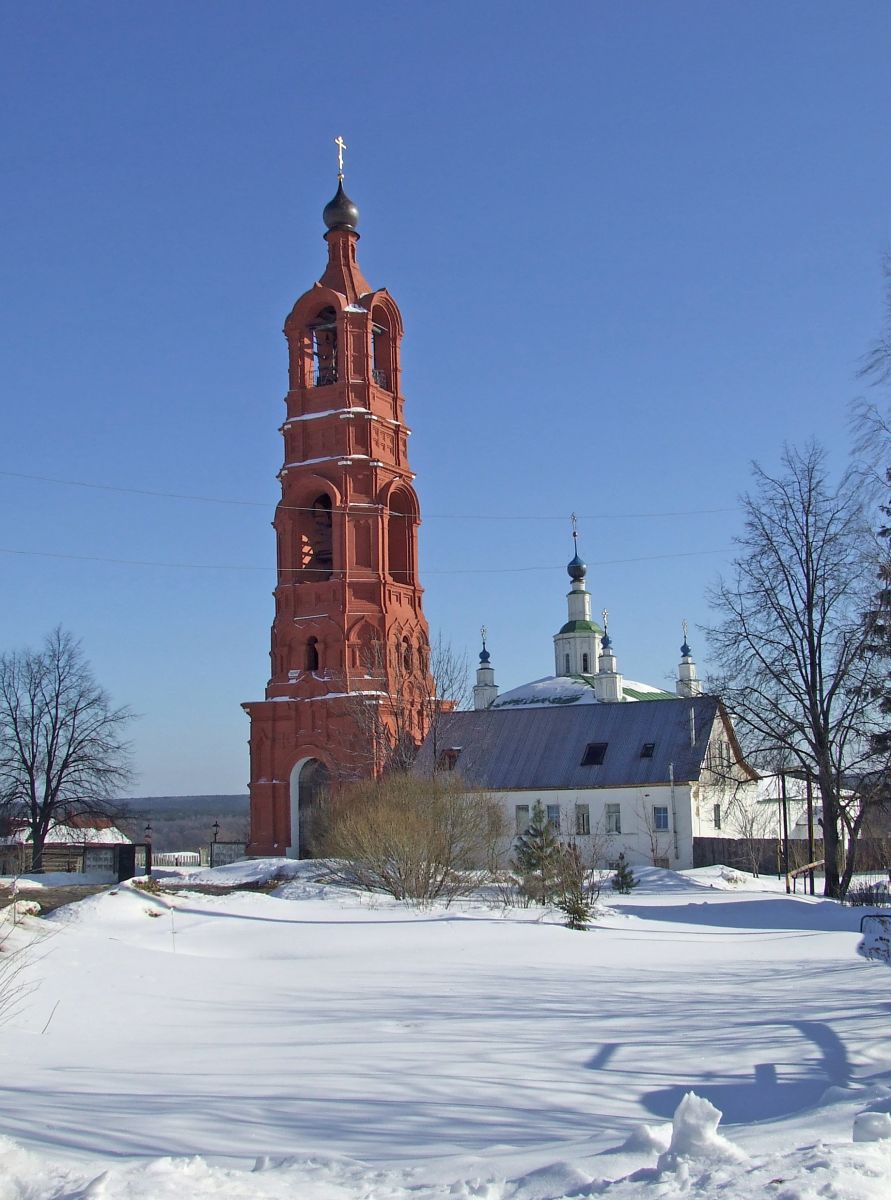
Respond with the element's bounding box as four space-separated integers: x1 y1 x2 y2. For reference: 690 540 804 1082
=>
334 135 347 179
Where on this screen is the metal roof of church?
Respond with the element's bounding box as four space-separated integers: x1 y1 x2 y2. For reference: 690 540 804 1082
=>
415 695 721 790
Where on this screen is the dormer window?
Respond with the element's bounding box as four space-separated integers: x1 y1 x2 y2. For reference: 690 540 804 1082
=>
580 742 608 766
438 747 461 771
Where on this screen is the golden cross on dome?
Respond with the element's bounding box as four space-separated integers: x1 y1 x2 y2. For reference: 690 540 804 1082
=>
334 135 347 180
481 625 488 644
683 618 689 643
602 608 609 633
570 512 578 545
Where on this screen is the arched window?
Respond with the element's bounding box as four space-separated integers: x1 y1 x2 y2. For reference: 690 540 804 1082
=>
565 653 570 674
305 637 319 671
299 493 333 580
388 489 414 585
308 307 338 386
582 653 590 673
402 637 413 673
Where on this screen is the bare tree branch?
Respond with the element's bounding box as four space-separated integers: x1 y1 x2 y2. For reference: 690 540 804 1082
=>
704 444 887 898
0 629 134 871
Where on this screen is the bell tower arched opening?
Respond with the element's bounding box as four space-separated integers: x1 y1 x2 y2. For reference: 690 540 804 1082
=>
305 637 320 671
371 306 393 390
288 757 331 858
308 306 338 387
299 493 334 580
387 487 416 585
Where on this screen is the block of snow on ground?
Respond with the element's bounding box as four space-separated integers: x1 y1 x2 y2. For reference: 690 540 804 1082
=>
854 1111 891 1143
858 914 891 964
656 1092 745 1175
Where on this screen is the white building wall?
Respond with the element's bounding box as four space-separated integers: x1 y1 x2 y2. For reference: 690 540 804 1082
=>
489 783 698 870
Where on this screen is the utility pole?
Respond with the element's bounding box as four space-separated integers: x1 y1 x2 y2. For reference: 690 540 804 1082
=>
806 772 815 896
781 773 790 893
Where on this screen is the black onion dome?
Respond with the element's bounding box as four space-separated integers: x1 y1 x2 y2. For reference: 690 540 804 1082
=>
323 181 360 231
602 632 612 651
567 552 587 581
479 646 491 665
681 639 692 658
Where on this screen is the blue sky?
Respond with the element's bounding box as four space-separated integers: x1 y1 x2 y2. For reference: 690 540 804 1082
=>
1 1 889 796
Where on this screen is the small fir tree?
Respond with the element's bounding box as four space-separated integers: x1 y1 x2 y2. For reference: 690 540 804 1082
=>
512 801 561 904
556 842 594 930
611 852 638 895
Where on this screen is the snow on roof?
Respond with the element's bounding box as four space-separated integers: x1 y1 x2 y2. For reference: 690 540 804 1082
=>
282 407 372 426
3 819 132 847
281 453 372 469
491 674 675 709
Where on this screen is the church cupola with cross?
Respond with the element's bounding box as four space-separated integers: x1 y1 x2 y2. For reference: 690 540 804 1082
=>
473 627 499 710
243 141 432 859
676 623 703 697
553 519 603 678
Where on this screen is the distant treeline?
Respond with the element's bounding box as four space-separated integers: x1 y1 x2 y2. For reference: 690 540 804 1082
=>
116 795 250 853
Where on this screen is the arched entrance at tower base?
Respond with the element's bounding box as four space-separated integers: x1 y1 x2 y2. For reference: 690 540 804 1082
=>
288 757 331 859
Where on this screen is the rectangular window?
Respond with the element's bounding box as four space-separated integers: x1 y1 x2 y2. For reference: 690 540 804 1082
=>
606 803 621 834
653 805 669 832
565 653 570 673
581 741 608 766
641 742 655 758
515 805 530 835
546 804 561 831
575 804 590 836
713 803 722 830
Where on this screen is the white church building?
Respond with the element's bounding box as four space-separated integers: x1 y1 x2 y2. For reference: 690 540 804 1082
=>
416 537 804 872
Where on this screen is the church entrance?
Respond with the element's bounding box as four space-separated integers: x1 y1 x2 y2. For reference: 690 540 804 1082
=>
288 757 331 858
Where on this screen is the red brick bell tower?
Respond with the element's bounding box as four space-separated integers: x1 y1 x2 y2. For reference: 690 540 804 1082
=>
243 165 432 858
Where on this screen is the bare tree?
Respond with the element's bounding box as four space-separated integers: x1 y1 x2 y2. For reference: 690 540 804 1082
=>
850 394 891 765
723 791 777 877
0 629 134 871
857 254 891 390
345 632 469 777
425 633 470 769
322 771 505 904
705 445 886 898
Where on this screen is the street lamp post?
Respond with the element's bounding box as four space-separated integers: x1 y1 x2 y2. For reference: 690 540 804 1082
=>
144 822 153 877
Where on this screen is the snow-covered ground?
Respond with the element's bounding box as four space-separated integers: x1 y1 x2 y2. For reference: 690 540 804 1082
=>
1 862 890 1198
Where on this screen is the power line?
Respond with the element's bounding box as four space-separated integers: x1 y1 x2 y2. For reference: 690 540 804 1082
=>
0 545 734 575
0 469 738 522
